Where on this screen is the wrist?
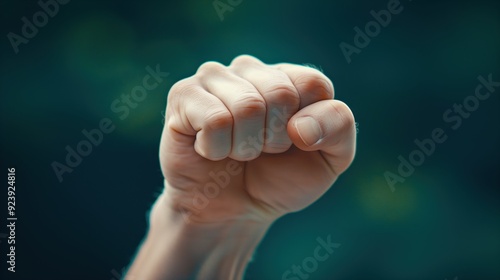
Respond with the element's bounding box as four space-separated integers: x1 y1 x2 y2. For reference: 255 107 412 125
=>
159 178 280 225
128 192 272 280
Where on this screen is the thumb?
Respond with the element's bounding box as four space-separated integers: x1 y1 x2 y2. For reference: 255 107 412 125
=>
287 99 357 175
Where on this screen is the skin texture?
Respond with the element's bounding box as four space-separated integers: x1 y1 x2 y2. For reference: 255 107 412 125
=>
126 55 356 280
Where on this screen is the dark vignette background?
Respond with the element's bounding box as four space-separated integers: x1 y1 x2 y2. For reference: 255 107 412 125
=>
1 0 499 279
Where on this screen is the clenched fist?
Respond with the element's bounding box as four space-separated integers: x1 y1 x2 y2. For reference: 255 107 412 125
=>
127 55 356 280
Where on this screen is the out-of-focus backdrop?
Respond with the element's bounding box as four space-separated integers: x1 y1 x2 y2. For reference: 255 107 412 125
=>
1 0 499 279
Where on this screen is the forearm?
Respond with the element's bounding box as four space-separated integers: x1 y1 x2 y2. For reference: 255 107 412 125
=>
126 193 271 280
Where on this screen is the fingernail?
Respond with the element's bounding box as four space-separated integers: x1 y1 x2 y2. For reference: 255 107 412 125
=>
294 117 322 146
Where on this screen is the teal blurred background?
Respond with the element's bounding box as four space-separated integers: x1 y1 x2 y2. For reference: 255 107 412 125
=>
1 0 499 279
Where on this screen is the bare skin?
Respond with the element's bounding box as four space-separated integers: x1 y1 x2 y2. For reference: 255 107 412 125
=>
126 55 356 279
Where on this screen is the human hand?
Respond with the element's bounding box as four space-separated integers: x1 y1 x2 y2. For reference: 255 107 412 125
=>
159 55 356 224
127 55 356 279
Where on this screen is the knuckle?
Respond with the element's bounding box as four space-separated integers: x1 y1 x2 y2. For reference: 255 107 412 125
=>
167 78 199 102
295 71 334 99
204 108 233 131
230 54 259 66
232 94 266 119
263 82 300 107
196 61 226 76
